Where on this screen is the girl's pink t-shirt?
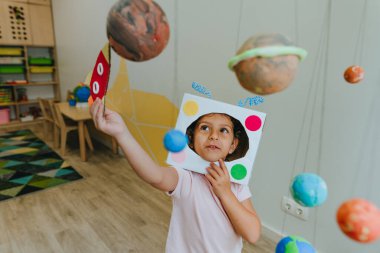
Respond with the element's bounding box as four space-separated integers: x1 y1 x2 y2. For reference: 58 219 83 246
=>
166 167 252 253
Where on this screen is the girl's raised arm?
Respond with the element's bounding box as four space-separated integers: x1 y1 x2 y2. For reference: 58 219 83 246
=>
91 98 179 192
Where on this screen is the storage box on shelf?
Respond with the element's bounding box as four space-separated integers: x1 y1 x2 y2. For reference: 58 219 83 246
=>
0 107 10 124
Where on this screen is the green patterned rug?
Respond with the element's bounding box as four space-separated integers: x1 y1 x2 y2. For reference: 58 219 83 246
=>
0 129 83 201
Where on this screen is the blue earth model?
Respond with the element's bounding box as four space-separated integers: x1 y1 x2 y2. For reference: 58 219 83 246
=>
276 236 316 253
163 129 188 153
75 86 91 103
290 173 328 207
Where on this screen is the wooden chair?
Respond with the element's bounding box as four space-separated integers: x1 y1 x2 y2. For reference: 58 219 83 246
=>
38 98 55 141
51 101 94 156
46 99 61 148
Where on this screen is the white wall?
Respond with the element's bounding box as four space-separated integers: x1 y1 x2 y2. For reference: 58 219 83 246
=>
52 0 380 252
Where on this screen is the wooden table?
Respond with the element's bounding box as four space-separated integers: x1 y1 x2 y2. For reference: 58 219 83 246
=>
57 102 117 161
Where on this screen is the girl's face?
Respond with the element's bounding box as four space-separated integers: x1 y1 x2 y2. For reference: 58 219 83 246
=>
192 114 239 162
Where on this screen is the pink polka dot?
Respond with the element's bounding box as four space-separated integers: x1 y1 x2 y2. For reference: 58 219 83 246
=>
172 150 187 163
245 115 262 131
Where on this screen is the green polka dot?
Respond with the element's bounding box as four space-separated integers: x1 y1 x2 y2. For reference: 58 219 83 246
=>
230 164 247 180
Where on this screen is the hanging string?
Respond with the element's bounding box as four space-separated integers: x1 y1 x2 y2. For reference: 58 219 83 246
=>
350 73 379 198
353 0 369 65
280 0 323 235
302 32 325 171
348 0 372 199
293 6 328 176
281 0 302 235
172 0 179 121
366 101 379 199
312 0 332 246
234 0 244 51
357 0 368 65
368 81 380 200
294 0 299 44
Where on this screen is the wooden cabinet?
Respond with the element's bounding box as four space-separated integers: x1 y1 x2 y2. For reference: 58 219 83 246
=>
28 4 54 46
28 0 51 5
0 0 58 130
0 0 54 46
0 1 33 45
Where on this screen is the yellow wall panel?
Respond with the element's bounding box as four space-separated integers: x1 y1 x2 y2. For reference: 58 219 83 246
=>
137 124 171 166
106 59 178 166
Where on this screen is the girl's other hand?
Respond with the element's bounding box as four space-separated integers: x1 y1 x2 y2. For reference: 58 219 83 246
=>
205 159 232 198
90 98 127 139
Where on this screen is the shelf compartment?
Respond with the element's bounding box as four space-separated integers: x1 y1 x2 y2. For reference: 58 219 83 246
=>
0 102 16 106
0 87 13 103
0 66 25 74
30 66 54 73
29 57 53 66
0 57 24 65
0 108 11 124
0 48 23 56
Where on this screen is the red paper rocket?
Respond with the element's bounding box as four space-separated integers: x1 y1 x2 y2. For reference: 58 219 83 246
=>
88 43 111 105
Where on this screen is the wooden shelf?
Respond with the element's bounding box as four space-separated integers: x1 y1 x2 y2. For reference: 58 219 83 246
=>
0 99 41 106
0 101 17 106
0 118 44 130
0 44 60 129
0 1 59 130
17 99 40 105
1 81 56 86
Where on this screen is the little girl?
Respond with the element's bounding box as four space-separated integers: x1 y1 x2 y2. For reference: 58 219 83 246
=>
91 98 261 253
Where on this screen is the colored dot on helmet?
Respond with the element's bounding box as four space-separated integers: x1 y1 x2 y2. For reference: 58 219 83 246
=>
171 150 187 163
245 115 262 131
231 164 247 180
183 100 199 116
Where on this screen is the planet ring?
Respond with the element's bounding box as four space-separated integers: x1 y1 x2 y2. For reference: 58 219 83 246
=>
228 46 308 70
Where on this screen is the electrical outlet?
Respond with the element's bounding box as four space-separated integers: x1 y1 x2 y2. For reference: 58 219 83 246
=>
281 196 309 221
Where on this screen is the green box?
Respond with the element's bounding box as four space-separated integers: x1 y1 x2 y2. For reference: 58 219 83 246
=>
0 66 24 74
28 57 53 66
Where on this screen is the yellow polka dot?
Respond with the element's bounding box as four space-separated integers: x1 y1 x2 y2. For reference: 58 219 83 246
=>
183 100 199 116
349 214 358 221
359 234 368 242
362 227 370 234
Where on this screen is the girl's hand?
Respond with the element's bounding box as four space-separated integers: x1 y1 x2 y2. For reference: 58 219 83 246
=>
205 159 232 198
90 98 127 138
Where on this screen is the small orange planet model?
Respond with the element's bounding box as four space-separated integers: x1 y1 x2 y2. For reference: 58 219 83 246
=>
343 65 364 84
336 198 380 243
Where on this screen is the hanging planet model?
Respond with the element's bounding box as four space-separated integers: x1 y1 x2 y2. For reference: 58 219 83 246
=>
228 33 307 95
336 198 380 243
275 235 316 253
107 0 170 61
290 173 328 207
163 129 188 153
343 65 364 84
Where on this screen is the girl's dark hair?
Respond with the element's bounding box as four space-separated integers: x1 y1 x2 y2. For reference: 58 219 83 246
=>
186 113 249 162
